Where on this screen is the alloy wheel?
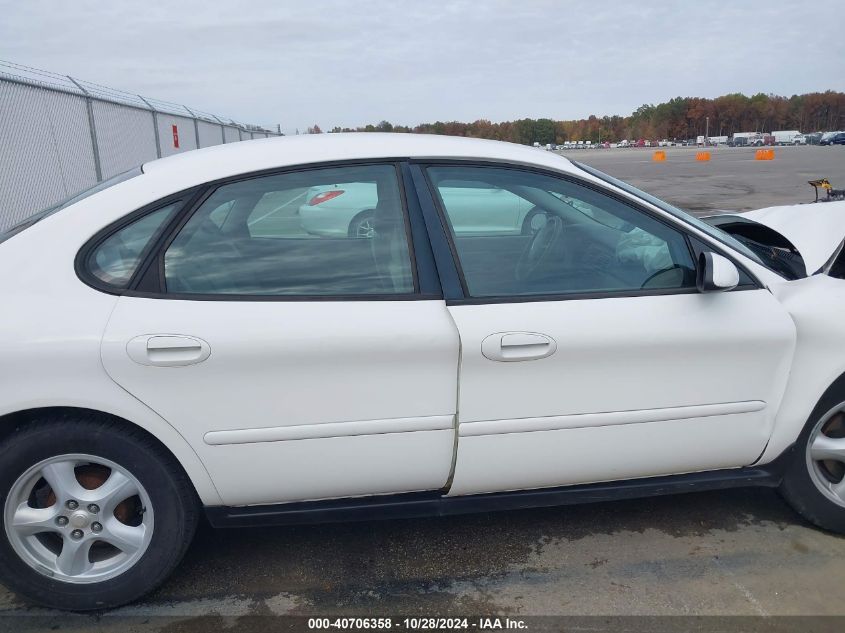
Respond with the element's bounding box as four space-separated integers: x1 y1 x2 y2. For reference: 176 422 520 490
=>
354 217 375 239
806 406 845 508
3 454 154 584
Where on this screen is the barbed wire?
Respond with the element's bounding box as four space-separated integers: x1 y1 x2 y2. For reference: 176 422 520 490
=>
0 59 277 133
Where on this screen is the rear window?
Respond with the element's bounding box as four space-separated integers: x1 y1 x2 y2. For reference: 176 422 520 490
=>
86 202 180 289
0 167 143 246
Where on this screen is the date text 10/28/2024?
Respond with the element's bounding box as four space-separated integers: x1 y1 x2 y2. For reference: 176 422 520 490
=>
307 617 528 630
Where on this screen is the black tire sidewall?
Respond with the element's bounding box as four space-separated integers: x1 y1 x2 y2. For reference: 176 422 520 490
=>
780 379 845 533
0 419 195 610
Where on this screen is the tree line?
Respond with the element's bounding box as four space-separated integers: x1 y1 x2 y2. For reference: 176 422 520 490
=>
306 91 845 144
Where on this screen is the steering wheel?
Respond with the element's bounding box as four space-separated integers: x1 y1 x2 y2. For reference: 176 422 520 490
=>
515 215 564 281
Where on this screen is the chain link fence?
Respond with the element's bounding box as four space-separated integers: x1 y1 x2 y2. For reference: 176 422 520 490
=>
0 60 281 230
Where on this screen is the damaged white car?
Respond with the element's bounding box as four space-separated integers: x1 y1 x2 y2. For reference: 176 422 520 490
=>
704 201 845 281
4 134 845 611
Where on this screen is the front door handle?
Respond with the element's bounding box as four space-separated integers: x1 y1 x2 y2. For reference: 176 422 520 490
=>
126 335 211 367
481 332 557 362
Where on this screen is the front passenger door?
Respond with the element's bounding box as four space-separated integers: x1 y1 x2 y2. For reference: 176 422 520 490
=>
421 164 796 496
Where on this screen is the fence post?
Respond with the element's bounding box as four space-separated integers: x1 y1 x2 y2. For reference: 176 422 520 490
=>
183 105 201 149
137 95 162 159
211 114 226 144
67 75 102 182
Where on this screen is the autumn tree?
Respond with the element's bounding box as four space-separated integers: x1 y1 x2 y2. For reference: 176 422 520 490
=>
325 91 844 145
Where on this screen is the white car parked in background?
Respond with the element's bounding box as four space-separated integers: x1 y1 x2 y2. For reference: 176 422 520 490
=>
299 182 541 238
3 133 845 611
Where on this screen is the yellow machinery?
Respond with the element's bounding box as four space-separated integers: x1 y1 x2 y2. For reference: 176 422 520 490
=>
808 178 845 202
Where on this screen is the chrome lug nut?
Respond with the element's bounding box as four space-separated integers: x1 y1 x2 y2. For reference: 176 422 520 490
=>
66 500 78 510
91 522 102 533
87 504 99 514
55 516 69 527
70 529 83 540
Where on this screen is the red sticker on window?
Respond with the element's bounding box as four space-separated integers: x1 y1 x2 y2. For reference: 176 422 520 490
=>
172 125 180 149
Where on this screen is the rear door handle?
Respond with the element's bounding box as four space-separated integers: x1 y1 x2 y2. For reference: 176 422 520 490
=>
481 332 557 362
126 335 211 367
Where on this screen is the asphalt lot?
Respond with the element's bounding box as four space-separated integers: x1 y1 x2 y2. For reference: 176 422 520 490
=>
5 489 845 630
569 144 845 213
5 145 845 631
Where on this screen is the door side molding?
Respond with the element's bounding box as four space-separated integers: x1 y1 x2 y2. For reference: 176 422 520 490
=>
204 414 455 446
459 401 766 437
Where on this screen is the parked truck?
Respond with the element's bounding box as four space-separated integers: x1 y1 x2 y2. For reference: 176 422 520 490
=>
772 130 801 145
748 134 775 147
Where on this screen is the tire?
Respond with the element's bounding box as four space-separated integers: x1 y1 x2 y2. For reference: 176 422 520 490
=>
347 209 375 238
0 414 199 610
779 380 845 533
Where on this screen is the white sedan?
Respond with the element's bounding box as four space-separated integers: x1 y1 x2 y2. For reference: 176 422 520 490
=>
298 182 541 238
704 201 845 281
2 133 845 611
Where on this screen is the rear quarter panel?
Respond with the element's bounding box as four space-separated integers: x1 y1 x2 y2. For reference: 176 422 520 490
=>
0 179 222 504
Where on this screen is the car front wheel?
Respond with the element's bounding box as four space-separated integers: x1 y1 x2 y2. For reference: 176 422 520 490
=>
780 386 845 533
0 414 198 610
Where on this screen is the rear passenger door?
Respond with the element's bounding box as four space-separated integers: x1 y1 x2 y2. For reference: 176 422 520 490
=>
97 163 459 506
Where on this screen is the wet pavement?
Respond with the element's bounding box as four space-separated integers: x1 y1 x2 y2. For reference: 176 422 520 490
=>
3 488 845 630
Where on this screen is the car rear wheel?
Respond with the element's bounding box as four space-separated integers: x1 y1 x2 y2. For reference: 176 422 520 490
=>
780 386 845 533
0 414 199 610
348 209 375 238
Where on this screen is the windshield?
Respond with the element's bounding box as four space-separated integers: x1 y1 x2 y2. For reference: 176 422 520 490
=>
572 160 767 268
0 167 143 245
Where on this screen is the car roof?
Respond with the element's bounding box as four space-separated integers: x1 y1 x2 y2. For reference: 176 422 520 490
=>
141 133 579 188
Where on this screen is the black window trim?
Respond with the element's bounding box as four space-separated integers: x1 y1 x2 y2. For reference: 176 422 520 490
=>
76 158 442 302
413 159 760 306
407 164 464 300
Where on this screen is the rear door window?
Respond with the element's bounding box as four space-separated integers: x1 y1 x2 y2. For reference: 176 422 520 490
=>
162 164 416 296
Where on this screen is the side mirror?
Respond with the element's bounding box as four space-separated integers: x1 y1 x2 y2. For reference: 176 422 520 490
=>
697 252 739 293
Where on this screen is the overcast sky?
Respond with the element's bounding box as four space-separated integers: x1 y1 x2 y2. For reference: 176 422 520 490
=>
2 1 843 134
